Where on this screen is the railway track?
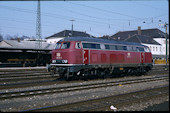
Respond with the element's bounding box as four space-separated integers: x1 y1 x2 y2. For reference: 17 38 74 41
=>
0 69 57 88
20 85 169 112
0 65 168 89
0 65 169 112
0 74 168 100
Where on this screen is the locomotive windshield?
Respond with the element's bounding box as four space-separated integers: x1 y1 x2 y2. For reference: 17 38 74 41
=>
55 42 61 49
55 42 70 49
61 42 70 49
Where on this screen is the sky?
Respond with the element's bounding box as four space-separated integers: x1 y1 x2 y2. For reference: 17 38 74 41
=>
0 0 169 39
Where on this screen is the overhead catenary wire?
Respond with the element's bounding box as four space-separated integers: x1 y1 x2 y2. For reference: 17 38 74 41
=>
0 4 131 36
47 2 168 31
66 2 145 20
132 1 168 12
1 3 166 29
0 2 168 38
0 4 129 29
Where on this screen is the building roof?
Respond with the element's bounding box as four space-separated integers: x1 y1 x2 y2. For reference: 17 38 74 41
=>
0 40 55 51
111 28 169 41
124 34 161 45
46 30 95 39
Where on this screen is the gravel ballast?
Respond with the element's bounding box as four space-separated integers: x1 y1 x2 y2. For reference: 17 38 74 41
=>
0 74 169 112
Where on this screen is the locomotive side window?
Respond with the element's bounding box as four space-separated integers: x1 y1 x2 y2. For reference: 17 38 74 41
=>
136 47 144 52
100 44 105 50
61 42 70 49
117 45 127 51
127 46 133 51
132 46 137 51
83 43 91 49
105 45 110 50
105 45 117 50
110 45 117 50
91 43 100 49
82 43 101 49
105 44 127 51
55 42 61 49
123 46 127 50
127 46 145 52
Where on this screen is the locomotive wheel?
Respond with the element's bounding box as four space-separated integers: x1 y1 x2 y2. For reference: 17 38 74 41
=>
59 74 65 78
102 68 110 79
50 68 57 77
135 67 145 76
97 68 108 79
96 69 103 78
76 69 88 80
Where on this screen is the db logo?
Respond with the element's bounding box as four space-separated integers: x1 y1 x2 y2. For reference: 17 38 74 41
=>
56 53 62 59
127 53 131 58
56 53 61 57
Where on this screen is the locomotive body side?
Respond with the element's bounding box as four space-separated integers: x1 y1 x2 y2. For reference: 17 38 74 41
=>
49 37 153 79
81 41 152 77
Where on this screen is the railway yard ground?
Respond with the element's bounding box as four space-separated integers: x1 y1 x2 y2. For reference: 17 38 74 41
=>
0 64 169 112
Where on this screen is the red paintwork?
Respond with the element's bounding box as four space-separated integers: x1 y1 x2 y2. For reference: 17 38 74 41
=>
88 50 141 64
51 41 152 65
144 52 152 63
83 49 89 64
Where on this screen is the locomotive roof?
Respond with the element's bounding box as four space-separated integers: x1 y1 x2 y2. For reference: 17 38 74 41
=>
59 37 145 47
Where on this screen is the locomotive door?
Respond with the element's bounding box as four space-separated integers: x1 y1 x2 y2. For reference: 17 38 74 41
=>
141 52 145 64
83 49 89 64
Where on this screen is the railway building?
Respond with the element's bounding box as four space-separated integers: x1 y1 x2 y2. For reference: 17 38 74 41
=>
46 30 95 44
110 26 169 60
0 39 55 67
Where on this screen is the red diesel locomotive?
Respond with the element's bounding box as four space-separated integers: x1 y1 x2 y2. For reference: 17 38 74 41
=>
49 37 153 79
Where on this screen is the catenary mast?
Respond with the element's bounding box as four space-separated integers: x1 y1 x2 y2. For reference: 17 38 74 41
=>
36 0 42 48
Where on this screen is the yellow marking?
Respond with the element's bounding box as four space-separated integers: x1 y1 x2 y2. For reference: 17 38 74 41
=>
119 84 122 86
119 67 123 70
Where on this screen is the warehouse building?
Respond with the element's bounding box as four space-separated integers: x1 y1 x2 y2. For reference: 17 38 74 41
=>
0 39 55 67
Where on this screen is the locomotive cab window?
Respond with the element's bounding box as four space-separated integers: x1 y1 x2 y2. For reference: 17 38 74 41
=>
55 42 62 49
75 42 81 49
61 42 70 49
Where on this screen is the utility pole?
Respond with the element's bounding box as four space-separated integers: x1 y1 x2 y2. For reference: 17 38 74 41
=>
159 22 169 70
36 0 42 48
164 22 169 70
70 19 75 37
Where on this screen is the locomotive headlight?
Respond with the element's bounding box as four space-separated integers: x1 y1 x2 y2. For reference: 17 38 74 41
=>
52 60 56 63
62 60 68 63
